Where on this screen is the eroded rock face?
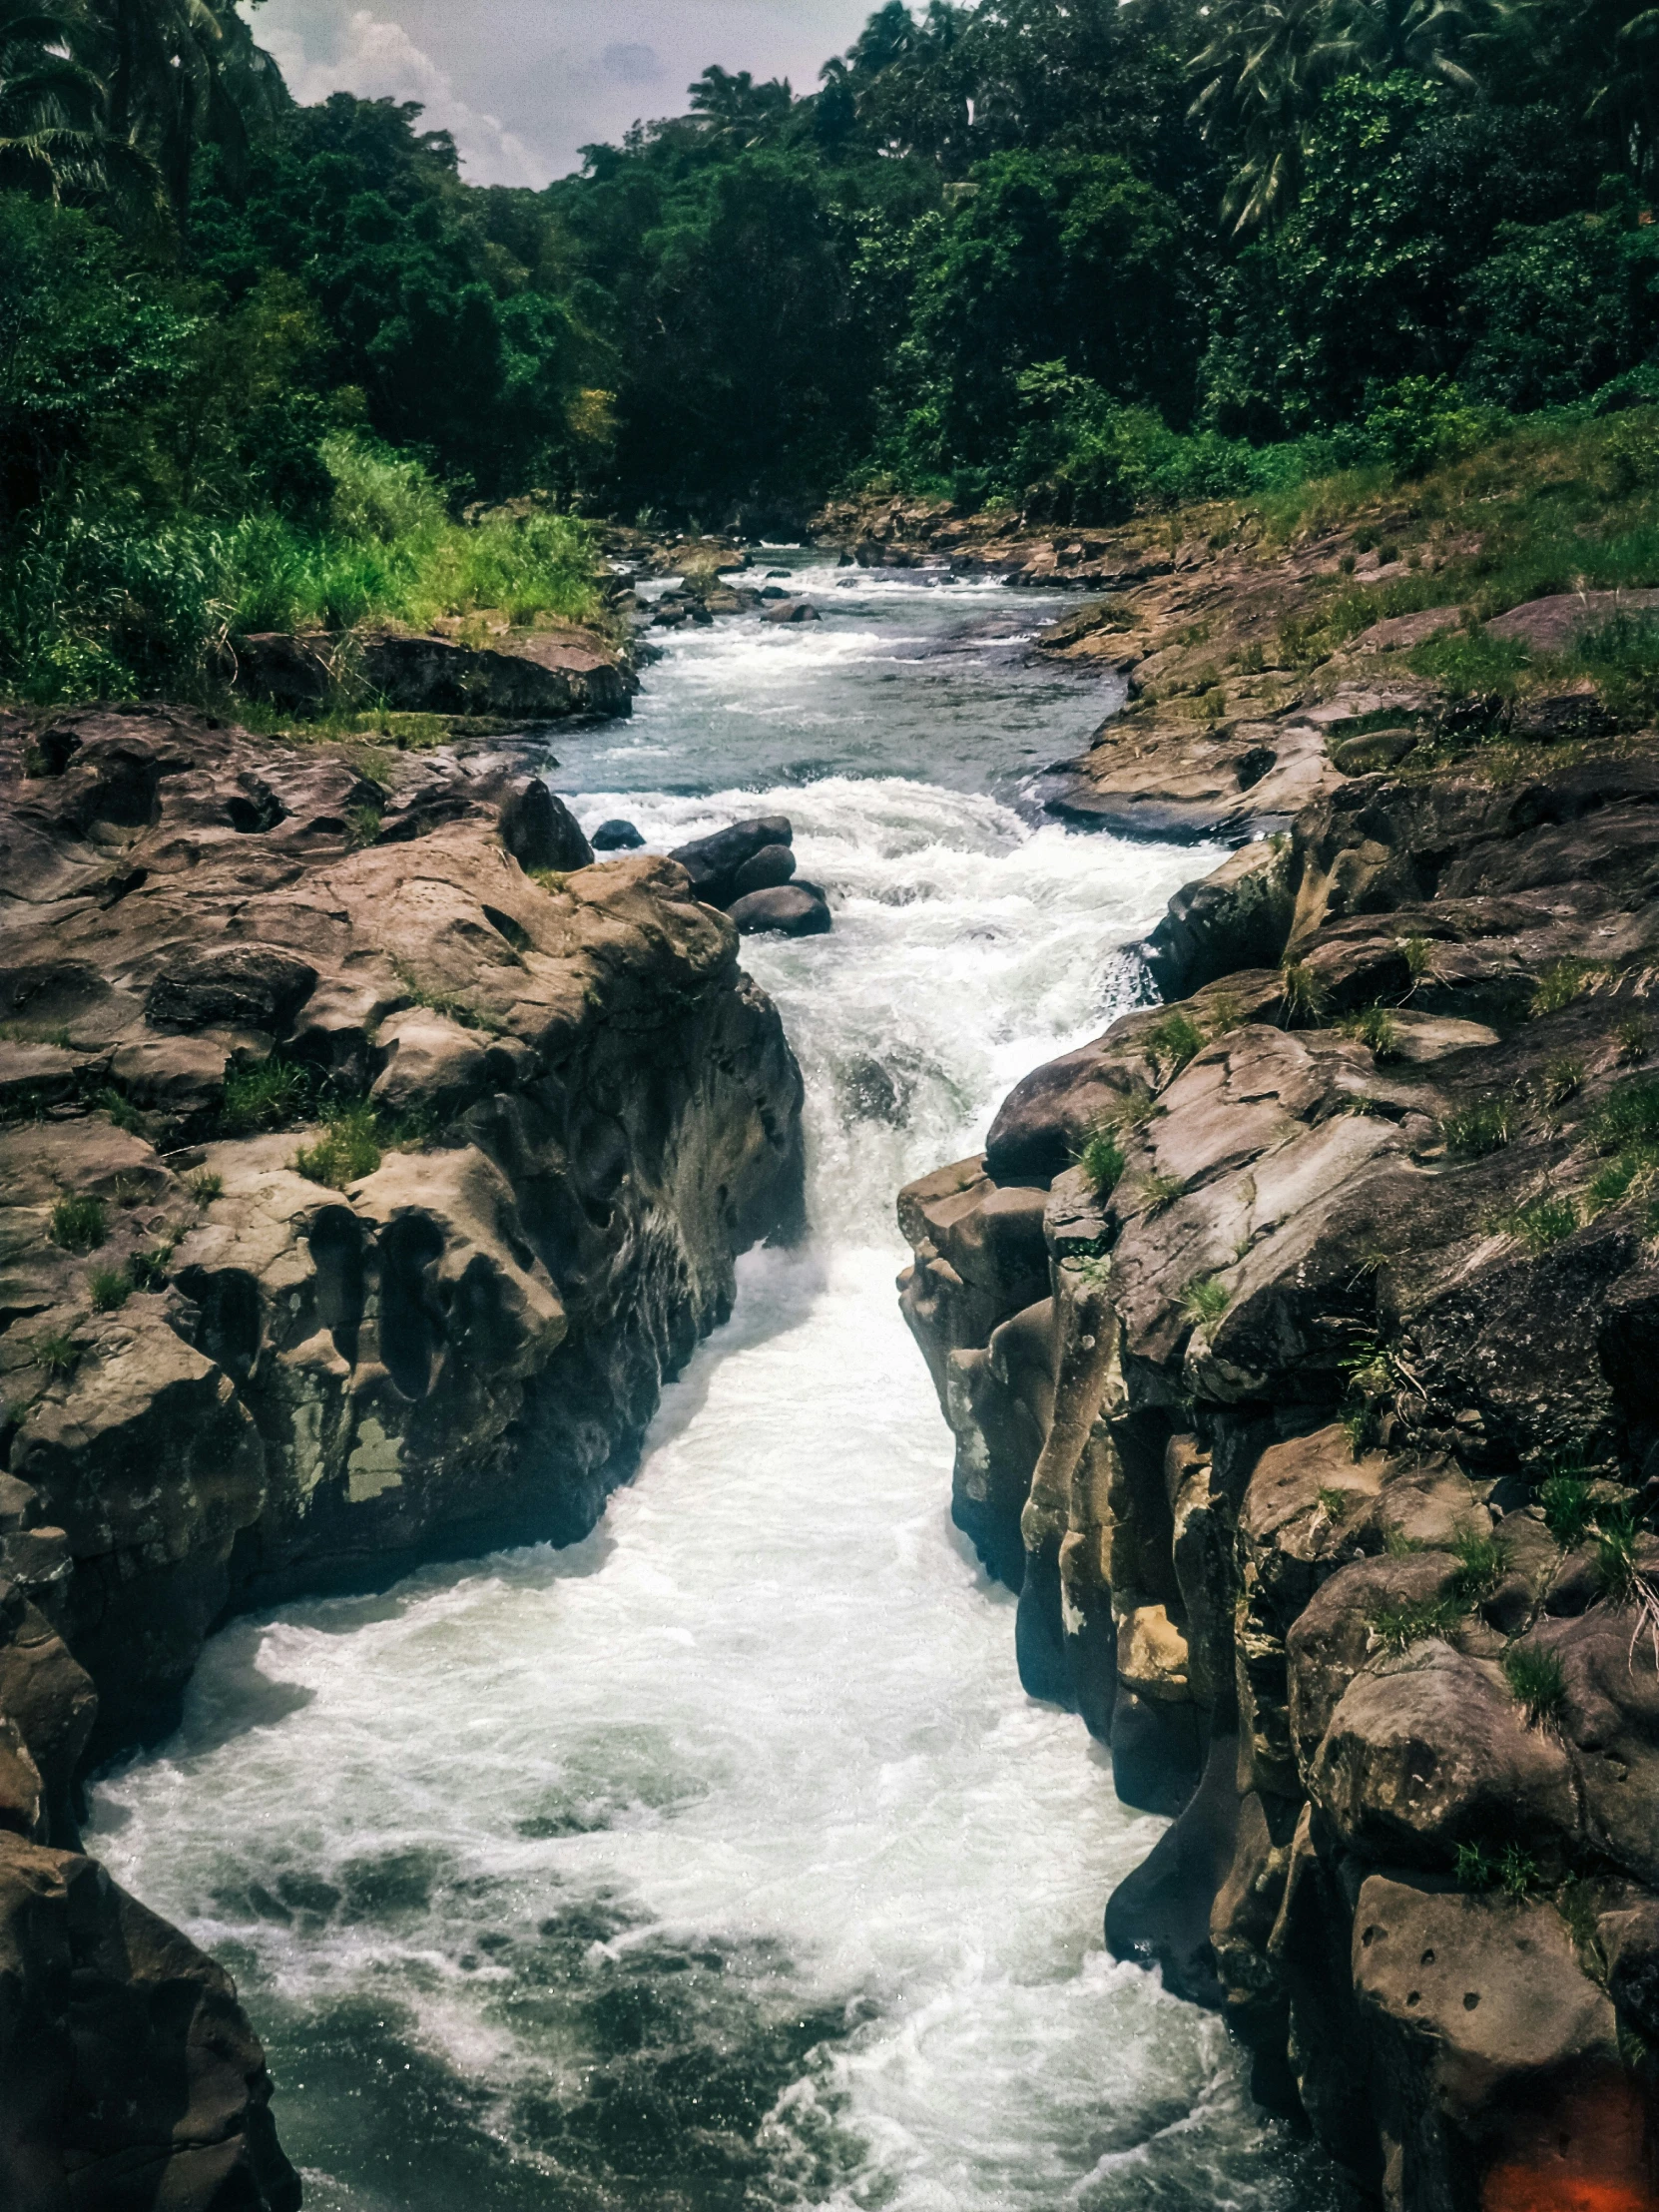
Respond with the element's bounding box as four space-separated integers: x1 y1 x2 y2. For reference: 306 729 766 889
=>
0 707 806 2207
897 750 1659 2210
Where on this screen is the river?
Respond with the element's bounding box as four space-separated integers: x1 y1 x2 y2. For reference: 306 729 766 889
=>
89 560 1327 2212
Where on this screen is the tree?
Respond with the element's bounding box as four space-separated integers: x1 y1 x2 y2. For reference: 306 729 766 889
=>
0 0 103 197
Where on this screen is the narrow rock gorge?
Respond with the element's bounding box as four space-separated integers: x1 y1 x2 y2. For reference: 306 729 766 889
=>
0 708 805 2208
900 725 1659 2209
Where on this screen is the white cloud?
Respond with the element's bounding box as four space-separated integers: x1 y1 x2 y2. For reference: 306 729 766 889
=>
260 9 544 186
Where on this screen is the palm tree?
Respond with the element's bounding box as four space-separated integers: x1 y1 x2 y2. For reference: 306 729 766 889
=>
0 0 104 197
81 0 286 225
1324 0 1507 89
1189 0 1340 231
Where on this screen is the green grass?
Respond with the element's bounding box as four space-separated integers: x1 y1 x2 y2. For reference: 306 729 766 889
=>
1279 959 1328 1027
0 1020 73 1048
1593 1513 1641 1605
34 1330 79 1378
1342 1406 1376 1460
129 1244 175 1291
88 1266 131 1312
1616 1018 1651 1066
1536 1473 1596 1545
1399 932 1435 986
1449 1529 1508 1604
1537 1055 1585 1108
293 1103 385 1191
1494 1194 1580 1254
1370 1591 1461 1652
1455 1839 1543 1897
1503 1642 1567 1725
1340 1004 1402 1060
1532 961 1605 1017
185 1168 224 1205
1078 1123 1127 1197
1144 1010 1205 1082
528 867 570 895
1316 1483 1350 1520
344 805 383 850
95 1086 147 1134
1443 1098 1514 1158
49 1192 107 1253
220 1054 321 1135
1178 1275 1231 1327
1139 1170 1187 1216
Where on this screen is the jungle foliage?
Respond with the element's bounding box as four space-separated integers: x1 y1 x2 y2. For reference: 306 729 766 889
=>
1 0 1657 698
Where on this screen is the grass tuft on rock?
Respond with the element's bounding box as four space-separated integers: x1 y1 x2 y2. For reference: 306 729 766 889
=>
1144 1010 1205 1083
221 1054 319 1136
1502 1642 1567 1726
1494 1194 1579 1254
1178 1274 1231 1328
1340 1004 1402 1060
1279 959 1328 1028
49 1193 107 1253
34 1331 79 1378
1443 1098 1514 1158
185 1169 224 1206
1449 1529 1507 1604
1370 1591 1461 1651
88 1267 131 1313
1139 1170 1186 1217
129 1244 175 1292
1536 1472 1597 1545
1078 1122 1127 1197
294 1103 384 1191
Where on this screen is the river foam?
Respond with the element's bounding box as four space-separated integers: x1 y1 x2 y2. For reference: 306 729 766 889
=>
90 595 1327 2212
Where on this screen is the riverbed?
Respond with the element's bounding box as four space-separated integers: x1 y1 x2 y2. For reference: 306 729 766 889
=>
90 562 1326 2212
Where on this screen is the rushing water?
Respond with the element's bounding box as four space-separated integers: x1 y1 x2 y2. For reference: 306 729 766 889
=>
90 563 1327 2212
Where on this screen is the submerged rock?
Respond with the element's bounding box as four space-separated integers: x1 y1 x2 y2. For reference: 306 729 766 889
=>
591 818 645 850
728 883 832 936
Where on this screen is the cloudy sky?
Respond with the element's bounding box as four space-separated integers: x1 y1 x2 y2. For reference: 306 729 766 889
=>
247 1 894 187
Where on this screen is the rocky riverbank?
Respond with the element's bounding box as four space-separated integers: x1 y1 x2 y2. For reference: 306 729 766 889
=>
899 588 1659 2205
0 708 805 2208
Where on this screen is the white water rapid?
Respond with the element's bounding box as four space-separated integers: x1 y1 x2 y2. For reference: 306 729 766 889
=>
90 567 1327 2212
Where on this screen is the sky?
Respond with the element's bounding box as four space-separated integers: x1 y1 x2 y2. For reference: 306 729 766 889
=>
246 1 897 187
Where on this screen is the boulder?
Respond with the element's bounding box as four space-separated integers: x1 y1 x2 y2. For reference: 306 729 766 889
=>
731 843 797 897
1139 839 1293 999
670 816 794 908
591 818 645 850
144 945 318 1036
727 883 832 937
1104 1730 1242 2005
760 599 821 624
498 779 593 872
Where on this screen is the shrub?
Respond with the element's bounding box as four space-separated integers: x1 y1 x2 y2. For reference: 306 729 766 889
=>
88 1267 131 1312
1443 1098 1514 1157
294 1103 383 1191
1503 1642 1567 1725
1178 1275 1231 1327
1078 1123 1126 1196
49 1193 107 1253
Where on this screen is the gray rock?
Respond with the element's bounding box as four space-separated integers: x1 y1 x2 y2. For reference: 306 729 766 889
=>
727 883 831 936
591 818 645 850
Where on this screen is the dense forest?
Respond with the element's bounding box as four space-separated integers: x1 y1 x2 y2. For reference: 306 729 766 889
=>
1 0 1656 700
